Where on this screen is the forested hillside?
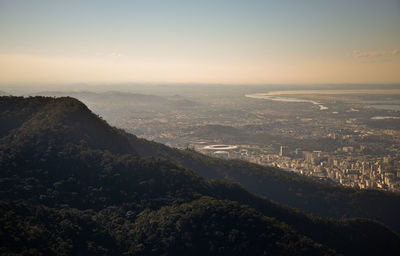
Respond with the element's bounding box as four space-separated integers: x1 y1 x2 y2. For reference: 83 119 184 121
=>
130 132 400 232
1 96 400 255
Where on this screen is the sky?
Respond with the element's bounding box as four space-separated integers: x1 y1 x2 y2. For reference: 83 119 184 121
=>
0 0 399 85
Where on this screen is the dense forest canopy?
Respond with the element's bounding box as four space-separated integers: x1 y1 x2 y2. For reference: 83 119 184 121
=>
1 96 400 255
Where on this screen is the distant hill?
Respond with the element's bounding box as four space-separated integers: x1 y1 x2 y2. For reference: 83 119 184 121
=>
33 91 168 104
1 96 400 255
32 90 201 107
192 124 246 142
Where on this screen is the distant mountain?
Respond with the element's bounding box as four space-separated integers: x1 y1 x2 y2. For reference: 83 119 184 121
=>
166 94 202 108
32 90 98 98
32 90 201 106
1 96 400 255
32 91 168 104
192 124 246 141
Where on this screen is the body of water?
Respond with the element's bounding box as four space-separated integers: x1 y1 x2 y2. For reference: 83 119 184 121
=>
245 93 328 110
371 116 400 120
369 105 400 111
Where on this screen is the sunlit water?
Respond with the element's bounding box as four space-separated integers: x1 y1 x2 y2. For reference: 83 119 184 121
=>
245 93 328 110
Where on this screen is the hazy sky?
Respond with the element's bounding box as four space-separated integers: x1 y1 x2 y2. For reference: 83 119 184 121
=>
0 0 399 85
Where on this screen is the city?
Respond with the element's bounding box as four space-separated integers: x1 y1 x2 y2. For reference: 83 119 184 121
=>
47 86 400 192
2 0 400 254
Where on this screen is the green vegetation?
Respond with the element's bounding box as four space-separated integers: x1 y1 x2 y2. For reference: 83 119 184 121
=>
1 96 400 255
131 133 400 232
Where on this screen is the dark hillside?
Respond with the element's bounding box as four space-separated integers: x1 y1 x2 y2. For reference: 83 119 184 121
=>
129 197 336 256
0 96 136 155
130 136 400 232
1 96 400 255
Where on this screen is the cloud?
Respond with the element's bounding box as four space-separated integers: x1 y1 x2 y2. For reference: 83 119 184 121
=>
109 52 122 58
95 52 122 58
352 49 399 59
